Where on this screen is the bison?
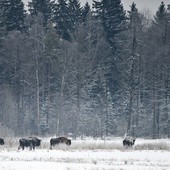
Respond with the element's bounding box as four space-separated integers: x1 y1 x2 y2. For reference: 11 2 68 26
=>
0 138 4 145
50 137 71 149
18 137 41 150
123 137 136 148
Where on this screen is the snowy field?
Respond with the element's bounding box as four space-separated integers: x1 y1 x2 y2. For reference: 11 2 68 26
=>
0 137 170 170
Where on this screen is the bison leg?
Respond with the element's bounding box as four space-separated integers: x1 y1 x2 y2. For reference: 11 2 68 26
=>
18 145 24 150
32 144 35 150
29 142 33 150
50 143 55 150
30 141 36 151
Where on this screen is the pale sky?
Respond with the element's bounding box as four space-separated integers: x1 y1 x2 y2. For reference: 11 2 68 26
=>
23 0 170 15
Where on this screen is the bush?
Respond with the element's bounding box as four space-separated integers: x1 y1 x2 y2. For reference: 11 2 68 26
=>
0 124 14 137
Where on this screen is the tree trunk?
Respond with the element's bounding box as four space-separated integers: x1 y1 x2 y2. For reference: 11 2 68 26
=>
35 54 40 134
152 66 157 139
127 20 137 135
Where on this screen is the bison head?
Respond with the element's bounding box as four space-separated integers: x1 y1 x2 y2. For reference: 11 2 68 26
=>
36 139 41 146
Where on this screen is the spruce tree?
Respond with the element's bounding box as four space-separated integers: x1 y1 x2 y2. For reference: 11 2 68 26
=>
68 0 82 33
124 2 142 136
93 0 126 48
152 1 170 44
92 0 127 135
153 1 167 26
28 0 54 27
151 2 170 138
82 2 91 24
92 0 126 91
0 0 26 32
128 2 141 28
53 0 71 41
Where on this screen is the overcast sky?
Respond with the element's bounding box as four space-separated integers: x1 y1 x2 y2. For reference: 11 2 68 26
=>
23 0 170 15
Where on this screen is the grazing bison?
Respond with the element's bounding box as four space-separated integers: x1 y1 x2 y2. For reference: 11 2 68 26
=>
50 137 71 149
0 138 4 145
123 137 136 148
29 137 41 147
18 137 41 150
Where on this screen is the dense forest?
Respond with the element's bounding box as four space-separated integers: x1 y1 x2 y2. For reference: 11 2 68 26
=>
0 0 170 139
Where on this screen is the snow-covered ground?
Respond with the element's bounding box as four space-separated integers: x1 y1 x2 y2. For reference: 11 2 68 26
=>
0 137 170 170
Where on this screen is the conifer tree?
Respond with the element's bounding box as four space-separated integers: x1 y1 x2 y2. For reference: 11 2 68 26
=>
150 1 170 138
124 2 142 136
28 0 54 27
153 1 167 26
92 0 127 135
68 0 82 33
152 1 169 44
93 0 126 48
92 0 126 96
0 0 26 32
128 2 141 28
53 0 71 41
82 2 91 24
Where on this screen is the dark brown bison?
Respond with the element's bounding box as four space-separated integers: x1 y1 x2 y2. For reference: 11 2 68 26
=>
0 138 4 145
123 137 136 148
50 137 71 149
18 137 41 150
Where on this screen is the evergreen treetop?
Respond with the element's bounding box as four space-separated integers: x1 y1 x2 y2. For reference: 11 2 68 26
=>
68 0 82 32
0 0 26 32
28 0 55 27
92 0 126 48
82 2 91 24
128 2 141 29
154 1 167 24
53 0 71 41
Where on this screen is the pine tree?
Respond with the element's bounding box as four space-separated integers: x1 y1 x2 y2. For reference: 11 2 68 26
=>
0 0 26 32
53 0 71 41
28 0 55 27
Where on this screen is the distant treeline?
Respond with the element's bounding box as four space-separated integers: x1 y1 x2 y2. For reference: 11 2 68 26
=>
0 0 170 139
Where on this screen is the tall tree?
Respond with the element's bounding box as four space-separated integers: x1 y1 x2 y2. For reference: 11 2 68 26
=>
93 0 126 49
0 0 26 32
92 0 126 91
152 1 169 44
82 2 91 24
28 0 54 27
124 2 143 136
53 0 71 41
150 1 170 138
68 0 82 34
92 0 127 136
153 2 167 25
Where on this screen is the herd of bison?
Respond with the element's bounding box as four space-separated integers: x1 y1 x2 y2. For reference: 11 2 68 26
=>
0 136 136 150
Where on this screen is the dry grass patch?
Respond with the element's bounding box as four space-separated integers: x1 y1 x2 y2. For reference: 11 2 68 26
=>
135 142 170 150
